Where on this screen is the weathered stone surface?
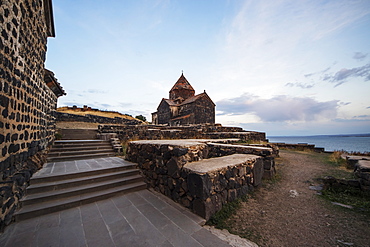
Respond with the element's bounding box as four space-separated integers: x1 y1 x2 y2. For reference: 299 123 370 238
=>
0 0 62 230
167 158 181 177
184 154 260 173
187 173 211 200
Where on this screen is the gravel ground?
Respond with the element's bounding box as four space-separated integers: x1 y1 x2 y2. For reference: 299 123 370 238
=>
225 150 370 247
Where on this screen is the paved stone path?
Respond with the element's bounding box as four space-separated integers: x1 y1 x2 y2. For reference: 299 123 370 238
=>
33 156 128 177
0 157 232 247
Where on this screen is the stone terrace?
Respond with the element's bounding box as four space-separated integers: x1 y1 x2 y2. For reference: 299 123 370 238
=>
126 139 278 219
98 124 267 143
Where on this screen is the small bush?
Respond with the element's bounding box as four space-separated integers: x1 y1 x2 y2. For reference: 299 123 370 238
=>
135 115 146 122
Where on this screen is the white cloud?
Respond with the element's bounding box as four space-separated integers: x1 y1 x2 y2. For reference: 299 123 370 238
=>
217 93 339 122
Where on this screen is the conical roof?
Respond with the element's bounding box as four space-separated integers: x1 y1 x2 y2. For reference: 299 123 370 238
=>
169 73 195 100
170 73 195 92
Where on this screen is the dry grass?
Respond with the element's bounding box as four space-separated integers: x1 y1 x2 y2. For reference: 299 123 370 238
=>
57 107 137 120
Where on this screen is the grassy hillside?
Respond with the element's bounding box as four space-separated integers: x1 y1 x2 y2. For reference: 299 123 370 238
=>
57 107 139 121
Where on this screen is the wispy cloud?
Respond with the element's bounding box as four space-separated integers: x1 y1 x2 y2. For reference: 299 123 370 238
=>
353 52 368 61
85 89 108 94
323 63 370 86
118 102 133 108
217 94 339 122
304 67 331 78
354 115 370 119
285 82 314 89
217 0 370 94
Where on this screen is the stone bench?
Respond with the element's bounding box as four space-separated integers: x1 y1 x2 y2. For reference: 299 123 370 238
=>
183 154 263 219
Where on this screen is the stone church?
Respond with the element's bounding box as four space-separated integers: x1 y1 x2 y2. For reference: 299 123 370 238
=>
152 73 215 125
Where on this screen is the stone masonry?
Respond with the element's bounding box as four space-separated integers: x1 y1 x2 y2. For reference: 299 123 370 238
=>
126 139 278 219
99 124 267 143
0 0 63 230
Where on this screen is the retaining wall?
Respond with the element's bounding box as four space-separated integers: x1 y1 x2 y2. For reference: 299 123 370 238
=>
126 139 277 219
99 124 267 143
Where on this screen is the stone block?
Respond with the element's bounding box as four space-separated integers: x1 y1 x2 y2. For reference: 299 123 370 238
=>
187 173 211 200
227 189 237 201
166 157 181 178
252 158 264 186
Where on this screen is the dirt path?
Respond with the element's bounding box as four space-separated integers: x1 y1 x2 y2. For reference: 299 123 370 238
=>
226 150 370 246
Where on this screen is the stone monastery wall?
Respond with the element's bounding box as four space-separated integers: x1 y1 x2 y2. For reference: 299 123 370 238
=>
99 124 267 143
0 0 59 230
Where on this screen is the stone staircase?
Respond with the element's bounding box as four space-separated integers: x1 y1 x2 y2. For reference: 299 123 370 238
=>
14 161 146 221
47 140 116 162
59 128 99 140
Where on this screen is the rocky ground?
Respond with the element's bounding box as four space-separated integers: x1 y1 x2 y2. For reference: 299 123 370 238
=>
225 150 370 247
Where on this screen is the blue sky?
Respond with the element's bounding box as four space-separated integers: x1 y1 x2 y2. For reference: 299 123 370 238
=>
46 0 370 136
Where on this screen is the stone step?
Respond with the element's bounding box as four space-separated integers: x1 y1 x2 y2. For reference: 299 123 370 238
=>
51 145 112 152
14 181 146 221
53 140 110 147
48 149 116 157
27 169 139 194
21 174 143 206
31 165 136 184
47 152 116 162
59 129 99 140
48 139 117 162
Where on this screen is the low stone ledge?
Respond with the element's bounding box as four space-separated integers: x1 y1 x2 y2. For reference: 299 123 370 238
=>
207 143 277 179
271 142 325 152
354 160 370 191
126 139 276 219
346 156 370 169
183 154 264 219
207 143 274 157
184 153 260 174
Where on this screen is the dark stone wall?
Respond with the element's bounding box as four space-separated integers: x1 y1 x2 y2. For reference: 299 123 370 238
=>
194 96 215 124
98 124 267 143
156 101 171 125
0 0 58 230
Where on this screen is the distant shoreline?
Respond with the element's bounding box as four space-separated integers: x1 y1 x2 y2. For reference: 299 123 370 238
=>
268 133 370 138
267 134 370 153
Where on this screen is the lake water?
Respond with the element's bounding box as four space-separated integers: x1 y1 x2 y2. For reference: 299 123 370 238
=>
267 135 370 153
